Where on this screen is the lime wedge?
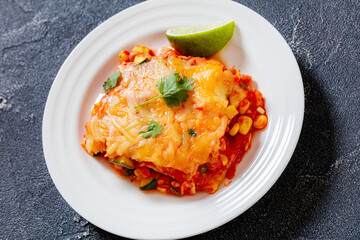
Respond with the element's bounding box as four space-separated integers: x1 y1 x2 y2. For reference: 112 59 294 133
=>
166 21 235 57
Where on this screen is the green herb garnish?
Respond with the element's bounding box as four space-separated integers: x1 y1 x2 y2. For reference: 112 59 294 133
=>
188 129 197 137
139 120 164 138
103 70 121 94
200 163 210 173
134 73 195 108
140 178 157 191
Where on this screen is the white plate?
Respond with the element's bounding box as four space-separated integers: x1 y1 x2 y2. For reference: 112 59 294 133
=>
42 0 304 239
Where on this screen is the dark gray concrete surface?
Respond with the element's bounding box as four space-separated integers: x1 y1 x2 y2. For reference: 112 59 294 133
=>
0 0 359 239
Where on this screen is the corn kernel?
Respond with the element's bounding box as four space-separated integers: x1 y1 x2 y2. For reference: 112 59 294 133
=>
253 115 268 129
220 154 228 166
238 116 253 135
224 105 238 119
118 50 129 63
239 99 250 114
256 107 265 114
134 54 148 64
229 123 240 136
132 45 150 54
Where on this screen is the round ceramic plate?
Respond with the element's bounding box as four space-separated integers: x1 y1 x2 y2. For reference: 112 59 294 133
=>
42 0 304 239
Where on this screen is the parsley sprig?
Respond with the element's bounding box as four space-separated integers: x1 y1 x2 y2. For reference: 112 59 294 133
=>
135 73 195 108
188 129 197 137
139 120 163 138
103 71 121 94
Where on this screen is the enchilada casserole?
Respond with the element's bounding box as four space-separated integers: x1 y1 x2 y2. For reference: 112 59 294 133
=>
82 46 267 195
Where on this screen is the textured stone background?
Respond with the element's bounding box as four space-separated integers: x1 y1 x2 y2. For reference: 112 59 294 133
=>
0 0 359 239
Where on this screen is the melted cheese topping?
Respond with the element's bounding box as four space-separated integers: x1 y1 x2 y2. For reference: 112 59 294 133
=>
82 54 236 176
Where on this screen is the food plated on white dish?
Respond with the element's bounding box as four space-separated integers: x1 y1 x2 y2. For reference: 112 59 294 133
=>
42 0 304 239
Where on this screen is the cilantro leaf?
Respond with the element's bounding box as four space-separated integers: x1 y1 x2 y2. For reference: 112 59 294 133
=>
103 71 121 94
188 129 197 137
157 73 195 107
139 120 164 138
134 73 195 108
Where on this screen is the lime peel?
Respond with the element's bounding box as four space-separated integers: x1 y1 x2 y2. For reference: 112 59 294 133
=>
166 21 235 57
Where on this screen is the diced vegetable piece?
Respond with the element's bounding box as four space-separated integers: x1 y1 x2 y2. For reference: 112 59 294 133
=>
239 99 250 114
220 154 228 166
253 89 265 107
171 181 180 188
134 54 148 64
170 187 179 195
253 115 268 129
157 175 171 186
229 85 247 108
240 82 249 90
256 107 265 114
238 116 253 135
123 168 135 176
157 187 167 193
224 180 232 186
134 167 150 178
229 123 240 136
119 50 130 63
240 74 252 86
208 157 222 170
140 177 154 187
140 178 157 191
224 105 238 119
229 95 241 108
200 163 210 173
109 156 134 169
132 45 150 54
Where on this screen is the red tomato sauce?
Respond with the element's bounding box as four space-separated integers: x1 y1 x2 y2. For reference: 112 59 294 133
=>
224 133 251 179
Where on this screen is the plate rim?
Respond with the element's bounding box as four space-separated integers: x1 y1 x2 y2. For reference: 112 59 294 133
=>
42 0 304 239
